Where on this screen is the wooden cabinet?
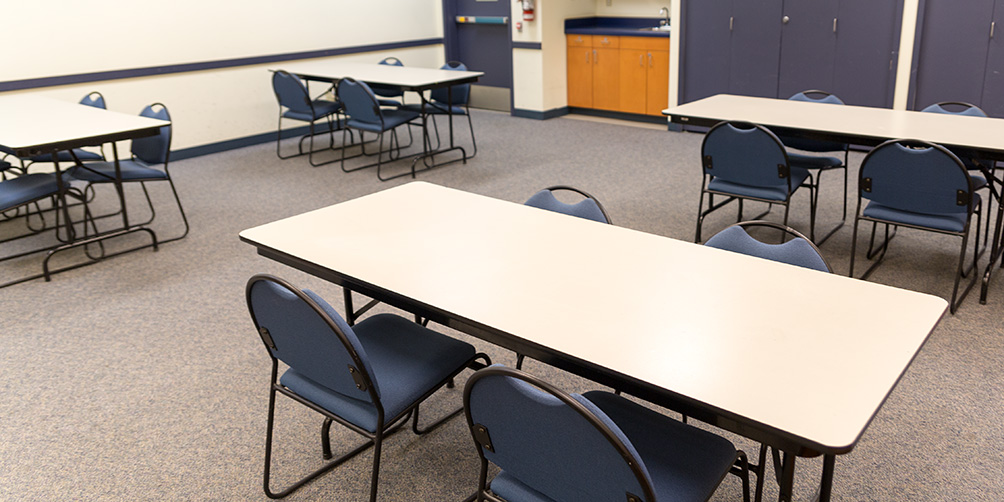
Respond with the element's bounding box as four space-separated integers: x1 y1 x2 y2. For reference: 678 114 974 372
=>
567 34 669 116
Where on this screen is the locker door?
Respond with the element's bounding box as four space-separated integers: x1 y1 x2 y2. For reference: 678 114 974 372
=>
777 0 839 100
729 0 784 98
981 1 1004 117
831 0 904 108
680 0 733 103
911 0 995 110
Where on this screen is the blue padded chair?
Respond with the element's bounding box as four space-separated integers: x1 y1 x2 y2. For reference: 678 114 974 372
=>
67 103 189 244
850 139 983 314
776 91 850 245
523 185 612 224
516 185 611 369
272 70 344 167
371 57 406 108
921 101 994 243
464 365 749 502
705 220 831 273
696 121 816 244
246 274 490 500
402 60 478 159
21 92 108 169
338 77 422 181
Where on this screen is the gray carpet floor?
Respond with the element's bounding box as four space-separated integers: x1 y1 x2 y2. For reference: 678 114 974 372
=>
1 109 1003 501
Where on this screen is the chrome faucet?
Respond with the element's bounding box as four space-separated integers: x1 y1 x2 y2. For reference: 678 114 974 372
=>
659 6 670 27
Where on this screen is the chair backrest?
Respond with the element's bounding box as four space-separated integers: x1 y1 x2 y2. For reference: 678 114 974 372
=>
338 77 383 125
921 101 988 117
464 366 655 502
783 90 847 152
79 91 106 109
702 121 790 188
524 185 611 224
919 102 988 170
431 61 470 106
704 221 831 272
246 275 381 402
272 70 313 115
131 103 172 165
859 139 974 215
372 57 404 98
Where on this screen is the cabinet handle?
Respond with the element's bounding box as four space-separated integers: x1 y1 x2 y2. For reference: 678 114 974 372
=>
586 51 590 63
639 54 644 66
730 16 734 31
649 53 653 67
833 18 837 33
594 49 598 63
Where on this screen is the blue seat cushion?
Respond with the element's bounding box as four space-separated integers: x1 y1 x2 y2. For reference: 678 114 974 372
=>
489 471 554 502
28 148 103 163
282 100 342 122
786 152 842 169
0 173 62 210
969 172 988 190
707 166 810 202
67 160 168 183
402 101 467 116
346 109 421 134
583 391 738 502
862 197 979 233
377 98 402 108
280 313 475 433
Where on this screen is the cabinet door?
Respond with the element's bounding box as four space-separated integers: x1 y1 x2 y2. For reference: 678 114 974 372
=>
592 47 621 111
680 0 733 103
620 48 649 114
912 0 995 110
777 0 839 100
831 0 903 108
646 50 670 116
729 0 783 98
567 46 594 108
982 1 1004 117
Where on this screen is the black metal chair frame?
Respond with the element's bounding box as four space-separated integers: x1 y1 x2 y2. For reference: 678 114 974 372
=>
695 121 818 244
272 70 350 167
849 140 983 314
0 174 104 288
246 274 491 500
462 365 750 502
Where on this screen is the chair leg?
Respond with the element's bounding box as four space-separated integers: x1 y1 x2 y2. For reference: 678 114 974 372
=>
411 353 493 435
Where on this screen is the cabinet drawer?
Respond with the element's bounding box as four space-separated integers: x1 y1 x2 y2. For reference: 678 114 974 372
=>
620 36 669 51
567 34 592 47
593 35 620 48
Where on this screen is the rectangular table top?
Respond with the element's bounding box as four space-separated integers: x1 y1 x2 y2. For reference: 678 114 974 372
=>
240 182 947 455
0 95 170 158
664 94 1004 160
273 61 483 92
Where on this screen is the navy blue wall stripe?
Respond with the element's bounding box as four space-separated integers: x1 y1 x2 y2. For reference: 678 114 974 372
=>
0 38 444 92
512 42 542 50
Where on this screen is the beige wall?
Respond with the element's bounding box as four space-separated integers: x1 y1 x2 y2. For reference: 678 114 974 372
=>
2 0 446 150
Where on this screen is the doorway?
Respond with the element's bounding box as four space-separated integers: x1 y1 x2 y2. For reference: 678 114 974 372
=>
442 0 513 112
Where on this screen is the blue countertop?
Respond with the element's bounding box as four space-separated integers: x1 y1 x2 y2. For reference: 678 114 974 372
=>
565 17 670 38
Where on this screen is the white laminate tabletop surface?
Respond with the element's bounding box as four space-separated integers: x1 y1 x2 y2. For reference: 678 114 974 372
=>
0 95 170 155
664 94 1004 155
240 182 947 452
274 61 483 89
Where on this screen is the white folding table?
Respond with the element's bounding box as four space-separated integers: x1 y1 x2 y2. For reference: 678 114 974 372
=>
240 181 948 502
0 94 170 285
665 93 1004 305
276 61 483 178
